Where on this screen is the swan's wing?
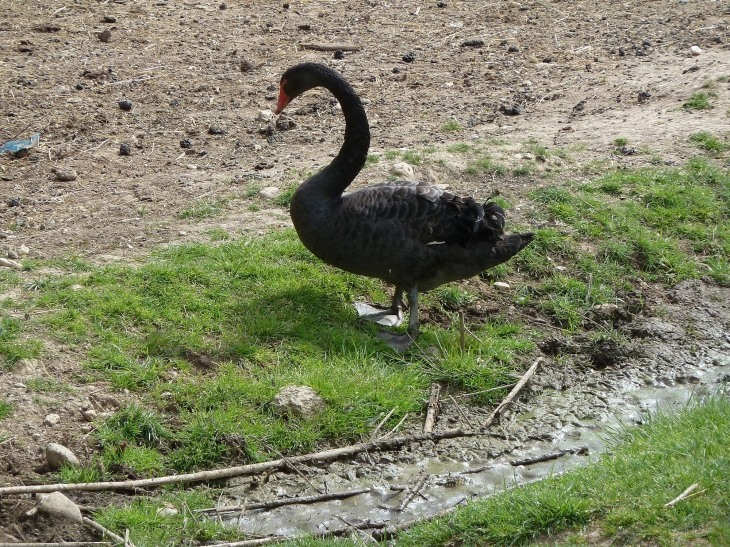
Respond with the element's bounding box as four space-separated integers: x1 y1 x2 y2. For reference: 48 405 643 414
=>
344 181 505 245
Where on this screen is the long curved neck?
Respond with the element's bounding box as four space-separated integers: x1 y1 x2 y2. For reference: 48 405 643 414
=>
304 70 370 200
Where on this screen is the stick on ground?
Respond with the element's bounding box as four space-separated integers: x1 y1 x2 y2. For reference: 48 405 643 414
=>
0 429 469 496
423 383 441 433
197 488 372 514
664 483 700 507
481 358 541 430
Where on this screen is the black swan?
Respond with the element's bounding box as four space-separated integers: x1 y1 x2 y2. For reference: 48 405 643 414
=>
275 63 534 346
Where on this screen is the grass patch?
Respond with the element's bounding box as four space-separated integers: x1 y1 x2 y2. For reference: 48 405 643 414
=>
683 92 712 110
0 316 43 369
178 199 226 220
272 183 298 208
690 131 729 155
466 155 506 176
441 120 462 131
398 394 730 547
25 378 72 392
365 154 380 166
0 400 12 421
446 143 473 153
18 231 536 474
613 137 629 147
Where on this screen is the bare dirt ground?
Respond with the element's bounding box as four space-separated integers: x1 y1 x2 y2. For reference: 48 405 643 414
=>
1 0 729 543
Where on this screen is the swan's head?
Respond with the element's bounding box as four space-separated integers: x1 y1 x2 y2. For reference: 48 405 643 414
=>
275 63 332 114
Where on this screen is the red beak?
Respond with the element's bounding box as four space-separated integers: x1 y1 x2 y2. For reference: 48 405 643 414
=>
275 82 290 114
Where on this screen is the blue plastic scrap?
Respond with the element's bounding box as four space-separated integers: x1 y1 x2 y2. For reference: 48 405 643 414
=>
0 133 40 154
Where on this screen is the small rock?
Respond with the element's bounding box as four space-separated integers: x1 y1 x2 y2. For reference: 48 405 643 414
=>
75 83 84 90
82 409 97 422
507 45 519 52
208 125 226 135
97 29 112 43
437 2 447 7
11 358 37 375
118 100 133 111
7 250 18 259
258 110 274 122
70 284 83 291
180 138 192 149
493 282 511 290
219 2 227 8
46 443 80 469
34 492 83 523
272 385 326 419
593 303 619 316
259 186 281 200
19 244 30 254
55 169 78 182
390 161 415 179
690 45 702 56
119 143 132 156
461 40 484 48
402 52 416 63
44 414 61 427
156 504 179 517
276 117 297 131
102 15 117 23
333 49 345 59
80 423 94 433
0 257 23 269
178 230 187 236
499 104 522 116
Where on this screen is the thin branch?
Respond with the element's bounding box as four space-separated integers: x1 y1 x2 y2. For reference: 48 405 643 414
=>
369 407 397 441
481 358 541 431
81 517 128 546
510 446 588 467
664 483 701 507
423 383 441 433
397 475 429 512
0 429 469 495
197 488 372 514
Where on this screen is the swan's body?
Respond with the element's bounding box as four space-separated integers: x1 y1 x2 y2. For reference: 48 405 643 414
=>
276 63 533 342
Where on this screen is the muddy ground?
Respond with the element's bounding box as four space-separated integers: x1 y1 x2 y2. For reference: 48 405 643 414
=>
1 0 729 543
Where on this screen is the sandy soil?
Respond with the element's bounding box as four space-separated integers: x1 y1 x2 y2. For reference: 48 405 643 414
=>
0 0 729 542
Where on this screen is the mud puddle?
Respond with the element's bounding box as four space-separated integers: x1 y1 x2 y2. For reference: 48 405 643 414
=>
206 280 730 540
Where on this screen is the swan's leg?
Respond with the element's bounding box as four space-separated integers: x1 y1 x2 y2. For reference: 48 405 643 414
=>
353 286 404 327
405 287 420 339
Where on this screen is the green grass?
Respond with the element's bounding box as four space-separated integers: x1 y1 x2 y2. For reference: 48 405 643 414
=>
178 199 227 220
613 137 629 147
397 393 730 547
0 400 12 421
441 120 462 131
0 316 43 369
4 230 536 477
25 378 72 392
505 158 730 329
446 143 473 153
365 153 380 166
683 92 712 110
466 155 506 176
690 132 729 155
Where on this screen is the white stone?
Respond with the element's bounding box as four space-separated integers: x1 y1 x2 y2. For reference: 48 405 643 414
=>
258 186 282 200
19 244 30 254
82 409 97 422
0 257 23 269
690 45 702 56
46 443 80 469
390 161 415 179
493 282 511 290
258 109 274 122
11 358 37 375
36 492 83 523
71 284 83 291
593 303 619 316
178 231 187 236
44 413 61 426
272 385 326 419
156 504 179 517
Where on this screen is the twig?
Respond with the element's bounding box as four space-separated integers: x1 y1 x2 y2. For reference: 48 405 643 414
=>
664 483 700 507
422 383 441 433
378 412 408 440
481 358 541 430
510 446 588 466
452 384 516 399
397 475 429 512
335 516 369 547
197 488 372 514
585 273 593 304
299 43 362 51
369 407 397 441
0 429 470 495
459 311 465 351
81 517 128 546
0 544 111 547
448 395 474 428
